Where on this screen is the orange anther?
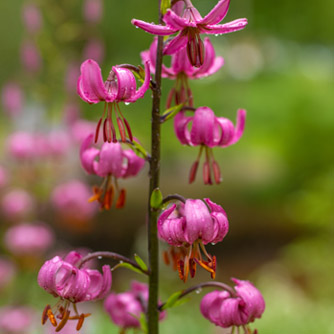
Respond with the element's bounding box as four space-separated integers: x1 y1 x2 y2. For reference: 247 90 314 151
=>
42 305 51 325
177 259 185 282
163 250 170 266
76 313 85 331
55 310 70 332
47 309 58 327
116 188 126 209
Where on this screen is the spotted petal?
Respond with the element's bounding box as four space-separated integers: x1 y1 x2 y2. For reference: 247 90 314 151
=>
199 0 231 25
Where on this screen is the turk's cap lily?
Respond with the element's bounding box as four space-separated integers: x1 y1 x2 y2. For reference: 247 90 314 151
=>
132 0 247 64
200 278 265 328
158 198 228 246
77 59 150 104
174 107 246 148
80 134 145 178
37 251 112 302
141 37 224 79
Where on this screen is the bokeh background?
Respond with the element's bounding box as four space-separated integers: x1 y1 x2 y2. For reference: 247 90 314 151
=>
0 0 333 333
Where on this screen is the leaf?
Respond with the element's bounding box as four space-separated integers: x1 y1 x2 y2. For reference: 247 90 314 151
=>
134 254 148 272
139 312 148 333
150 188 163 209
115 262 144 275
131 140 149 159
160 0 171 15
161 290 182 310
161 103 184 122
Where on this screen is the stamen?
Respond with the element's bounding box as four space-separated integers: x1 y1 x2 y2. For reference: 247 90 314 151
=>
163 250 170 265
189 160 199 183
108 117 117 143
189 258 196 278
123 117 133 142
197 35 204 67
116 188 126 209
103 118 109 142
42 305 51 325
55 310 70 332
76 313 85 331
177 259 185 281
117 117 126 142
88 186 102 203
166 87 175 109
203 161 212 185
95 118 103 143
47 309 58 327
187 34 197 67
212 160 222 184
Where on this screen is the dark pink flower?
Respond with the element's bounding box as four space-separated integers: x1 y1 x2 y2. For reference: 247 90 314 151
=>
1 82 24 117
38 251 111 331
158 198 228 282
141 37 223 107
77 59 150 143
0 306 35 333
80 134 146 209
4 223 54 256
174 107 246 184
132 0 247 66
200 278 265 331
104 281 165 329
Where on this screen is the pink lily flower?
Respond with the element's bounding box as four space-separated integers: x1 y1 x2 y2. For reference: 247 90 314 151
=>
80 134 146 209
38 251 111 331
141 37 223 107
4 223 54 256
132 0 247 67
0 306 35 333
174 107 246 184
104 281 166 330
77 59 150 143
158 198 228 282
200 278 265 331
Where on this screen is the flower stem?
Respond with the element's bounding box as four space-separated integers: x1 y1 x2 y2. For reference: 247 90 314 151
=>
147 2 164 333
77 251 149 275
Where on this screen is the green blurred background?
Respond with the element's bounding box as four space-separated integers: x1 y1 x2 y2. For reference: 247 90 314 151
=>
0 0 333 333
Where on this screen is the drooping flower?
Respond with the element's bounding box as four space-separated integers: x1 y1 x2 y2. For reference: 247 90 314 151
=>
0 306 35 334
38 251 111 331
200 278 265 332
104 281 166 330
51 180 98 225
80 134 146 209
77 59 150 143
132 0 247 67
1 188 34 221
1 82 24 117
174 107 246 184
158 198 229 282
4 223 54 256
141 37 223 108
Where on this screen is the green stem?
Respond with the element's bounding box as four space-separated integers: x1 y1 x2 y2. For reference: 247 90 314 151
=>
147 2 164 333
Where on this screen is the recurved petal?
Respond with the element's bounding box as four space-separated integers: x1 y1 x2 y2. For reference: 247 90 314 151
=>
78 59 110 103
229 108 246 145
63 251 82 265
210 211 229 244
232 278 265 321
131 19 178 35
80 134 100 174
163 33 188 55
158 217 186 246
200 18 248 35
122 150 145 178
184 199 214 244
219 297 245 327
126 61 151 103
190 107 215 146
112 67 137 101
87 265 112 300
204 198 227 215
163 9 192 29
95 142 124 178
200 0 230 25
174 111 192 145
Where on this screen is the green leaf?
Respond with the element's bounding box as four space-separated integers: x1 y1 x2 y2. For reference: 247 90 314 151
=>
161 103 184 122
150 188 163 209
115 262 144 275
160 0 171 15
139 312 148 333
161 290 182 310
172 297 190 308
131 140 149 159
134 254 148 272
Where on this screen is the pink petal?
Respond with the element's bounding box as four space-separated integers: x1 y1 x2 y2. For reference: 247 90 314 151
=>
80 134 100 174
163 9 192 29
112 67 137 101
200 18 248 35
131 19 177 35
171 46 192 76
78 59 111 103
173 111 192 145
219 297 245 327
122 150 145 178
94 142 124 177
190 107 215 147
64 251 82 265
229 108 246 145
163 33 188 55
200 0 230 25
125 61 151 103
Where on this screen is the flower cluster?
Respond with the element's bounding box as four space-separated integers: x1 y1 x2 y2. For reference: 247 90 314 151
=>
38 251 111 331
200 279 265 332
